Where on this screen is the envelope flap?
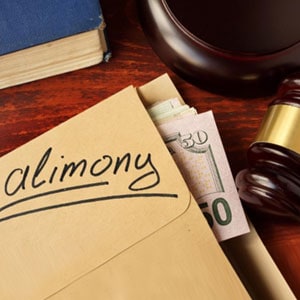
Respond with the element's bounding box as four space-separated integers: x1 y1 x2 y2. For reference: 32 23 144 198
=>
0 86 190 299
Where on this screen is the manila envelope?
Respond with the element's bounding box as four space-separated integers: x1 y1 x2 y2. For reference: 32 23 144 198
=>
1 77 250 299
138 75 295 300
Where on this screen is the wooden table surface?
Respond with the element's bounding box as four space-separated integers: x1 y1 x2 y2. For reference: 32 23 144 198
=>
1 0 300 297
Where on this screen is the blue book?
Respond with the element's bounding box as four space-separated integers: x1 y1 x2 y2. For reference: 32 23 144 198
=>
0 0 111 89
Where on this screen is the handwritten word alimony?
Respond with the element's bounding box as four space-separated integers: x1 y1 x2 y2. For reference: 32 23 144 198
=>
0 147 178 222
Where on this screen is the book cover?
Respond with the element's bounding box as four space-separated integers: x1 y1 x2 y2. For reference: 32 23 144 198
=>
0 0 103 54
0 0 110 89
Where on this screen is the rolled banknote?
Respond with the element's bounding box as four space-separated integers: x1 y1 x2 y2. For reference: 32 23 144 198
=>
148 98 197 124
149 100 249 241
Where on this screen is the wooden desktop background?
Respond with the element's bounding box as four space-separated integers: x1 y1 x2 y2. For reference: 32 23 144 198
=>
0 0 299 296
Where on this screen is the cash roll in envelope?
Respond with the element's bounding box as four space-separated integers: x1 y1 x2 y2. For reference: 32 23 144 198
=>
0 74 294 299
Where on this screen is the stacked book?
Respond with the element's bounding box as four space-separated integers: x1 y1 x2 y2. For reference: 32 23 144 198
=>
0 0 110 89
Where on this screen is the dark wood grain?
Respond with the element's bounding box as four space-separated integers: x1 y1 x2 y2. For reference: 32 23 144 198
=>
1 0 299 297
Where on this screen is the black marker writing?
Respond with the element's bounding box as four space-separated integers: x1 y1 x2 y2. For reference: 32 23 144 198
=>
4 147 160 197
0 192 178 223
0 147 179 223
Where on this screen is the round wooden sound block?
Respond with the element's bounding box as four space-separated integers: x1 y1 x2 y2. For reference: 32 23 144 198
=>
138 0 300 97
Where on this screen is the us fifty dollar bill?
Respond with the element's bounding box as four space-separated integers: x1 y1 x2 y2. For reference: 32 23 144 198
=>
149 99 249 241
